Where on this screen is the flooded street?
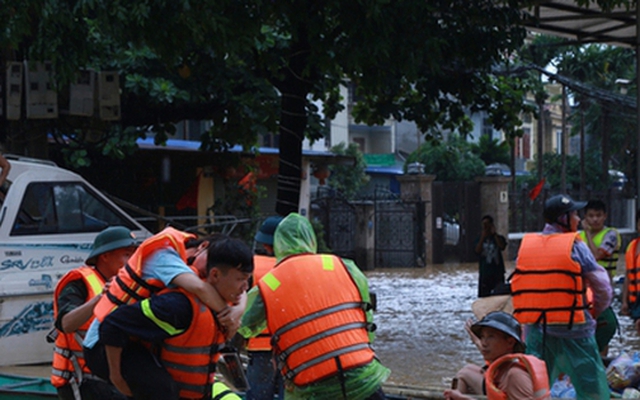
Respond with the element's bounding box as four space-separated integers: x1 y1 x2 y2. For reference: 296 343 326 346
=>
2 261 640 392
367 261 640 390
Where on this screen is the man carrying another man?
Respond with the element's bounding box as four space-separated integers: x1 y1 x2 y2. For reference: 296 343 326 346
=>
85 235 253 400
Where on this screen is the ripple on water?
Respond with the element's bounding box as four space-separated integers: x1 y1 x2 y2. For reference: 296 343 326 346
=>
366 262 640 389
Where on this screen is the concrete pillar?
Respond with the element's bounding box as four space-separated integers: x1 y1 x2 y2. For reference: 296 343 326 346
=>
475 176 511 240
354 201 375 270
397 174 436 265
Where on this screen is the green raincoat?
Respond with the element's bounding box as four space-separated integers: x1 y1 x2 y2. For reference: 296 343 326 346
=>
239 213 390 400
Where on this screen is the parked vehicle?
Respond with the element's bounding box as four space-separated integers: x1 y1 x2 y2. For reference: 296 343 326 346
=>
0 156 151 366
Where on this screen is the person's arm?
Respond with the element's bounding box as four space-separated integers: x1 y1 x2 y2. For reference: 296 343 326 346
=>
238 286 268 338
100 292 192 395
217 291 247 340
60 280 112 333
105 345 132 396
474 235 485 255
443 389 474 400
464 318 481 351
172 272 230 311
580 224 606 260
54 279 89 332
495 234 507 251
0 155 11 187
575 242 612 317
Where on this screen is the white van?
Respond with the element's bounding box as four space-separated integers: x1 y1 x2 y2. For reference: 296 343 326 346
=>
0 155 151 366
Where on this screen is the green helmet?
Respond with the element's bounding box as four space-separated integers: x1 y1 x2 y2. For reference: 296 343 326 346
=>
543 194 586 224
86 226 137 266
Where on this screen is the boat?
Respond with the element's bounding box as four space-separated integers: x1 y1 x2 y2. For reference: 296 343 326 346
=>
0 155 151 366
0 371 457 400
0 373 56 399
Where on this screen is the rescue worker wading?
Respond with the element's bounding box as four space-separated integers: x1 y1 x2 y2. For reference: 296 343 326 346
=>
239 213 390 400
511 194 612 400
52 226 137 400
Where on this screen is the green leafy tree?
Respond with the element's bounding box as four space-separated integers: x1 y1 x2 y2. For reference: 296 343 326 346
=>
405 135 485 181
327 143 369 200
2 0 541 214
471 135 511 166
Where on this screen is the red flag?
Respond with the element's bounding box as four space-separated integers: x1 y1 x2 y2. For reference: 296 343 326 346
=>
528 178 545 201
176 173 200 211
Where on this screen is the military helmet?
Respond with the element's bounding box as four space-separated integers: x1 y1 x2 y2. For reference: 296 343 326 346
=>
86 226 137 266
471 311 525 353
543 194 587 224
254 216 284 246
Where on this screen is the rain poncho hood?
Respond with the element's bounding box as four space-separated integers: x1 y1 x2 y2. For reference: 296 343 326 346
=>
273 213 317 263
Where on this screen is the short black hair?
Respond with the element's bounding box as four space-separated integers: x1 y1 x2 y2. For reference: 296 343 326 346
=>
482 215 494 224
585 199 606 213
185 233 227 249
206 236 254 274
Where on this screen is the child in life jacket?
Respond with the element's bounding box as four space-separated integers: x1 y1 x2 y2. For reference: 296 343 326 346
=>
444 311 550 400
84 228 246 353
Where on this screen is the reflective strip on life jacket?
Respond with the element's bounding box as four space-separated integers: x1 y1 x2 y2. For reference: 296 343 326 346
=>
157 289 224 399
51 267 105 388
140 297 186 336
485 353 550 400
258 253 375 386
512 233 587 328
247 255 276 352
579 227 621 275
212 381 242 400
93 227 195 322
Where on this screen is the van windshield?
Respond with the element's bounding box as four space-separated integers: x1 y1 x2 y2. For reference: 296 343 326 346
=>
11 181 138 235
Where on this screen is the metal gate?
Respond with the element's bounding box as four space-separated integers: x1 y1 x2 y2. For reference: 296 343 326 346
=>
311 189 357 260
432 181 481 263
371 188 423 268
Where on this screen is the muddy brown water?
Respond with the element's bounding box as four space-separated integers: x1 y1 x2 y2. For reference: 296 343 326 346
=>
2 261 639 392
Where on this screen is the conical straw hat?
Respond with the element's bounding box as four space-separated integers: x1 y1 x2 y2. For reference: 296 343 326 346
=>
471 295 513 320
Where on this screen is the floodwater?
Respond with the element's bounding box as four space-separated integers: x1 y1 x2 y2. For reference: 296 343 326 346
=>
2 261 640 391
367 261 640 390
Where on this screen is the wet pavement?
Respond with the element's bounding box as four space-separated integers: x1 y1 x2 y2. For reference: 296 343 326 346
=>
2 261 639 392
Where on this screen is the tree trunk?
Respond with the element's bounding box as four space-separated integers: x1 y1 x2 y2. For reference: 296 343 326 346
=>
274 36 313 216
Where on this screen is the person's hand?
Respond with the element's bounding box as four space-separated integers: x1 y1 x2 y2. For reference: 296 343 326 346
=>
102 280 112 294
110 372 132 397
443 389 468 399
217 306 241 340
464 318 481 351
621 302 630 316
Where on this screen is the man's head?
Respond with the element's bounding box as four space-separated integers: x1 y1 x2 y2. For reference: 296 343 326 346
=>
471 311 525 362
86 226 137 277
273 213 317 263
583 199 607 233
543 194 587 232
205 236 253 305
481 215 494 233
255 216 284 255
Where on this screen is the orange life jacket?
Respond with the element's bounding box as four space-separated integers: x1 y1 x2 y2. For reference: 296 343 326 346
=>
246 255 276 352
485 354 550 400
512 233 588 327
149 288 225 399
51 267 105 387
258 253 374 386
626 239 640 304
94 227 196 322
